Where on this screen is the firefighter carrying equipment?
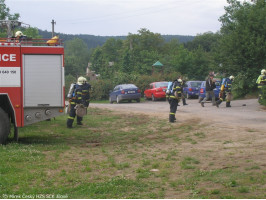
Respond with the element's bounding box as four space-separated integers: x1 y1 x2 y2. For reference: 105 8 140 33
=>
47 36 59 46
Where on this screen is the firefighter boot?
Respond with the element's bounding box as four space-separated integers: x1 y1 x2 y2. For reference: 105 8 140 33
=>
77 116 83 125
182 98 188 106
169 114 175 123
67 118 74 128
216 99 222 108
226 101 231 107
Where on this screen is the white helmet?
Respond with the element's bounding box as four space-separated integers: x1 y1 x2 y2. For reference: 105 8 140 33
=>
229 75 234 80
77 76 84 85
261 69 266 75
178 78 182 83
15 31 23 37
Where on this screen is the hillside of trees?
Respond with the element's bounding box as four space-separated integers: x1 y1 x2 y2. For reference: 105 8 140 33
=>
38 29 195 50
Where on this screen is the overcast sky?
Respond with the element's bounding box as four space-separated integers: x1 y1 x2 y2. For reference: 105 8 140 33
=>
5 0 231 36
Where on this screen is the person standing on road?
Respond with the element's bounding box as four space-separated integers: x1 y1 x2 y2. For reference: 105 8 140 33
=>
256 69 266 102
168 78 182 123
216 75 234 108
201 74 216 107
179 77 188 106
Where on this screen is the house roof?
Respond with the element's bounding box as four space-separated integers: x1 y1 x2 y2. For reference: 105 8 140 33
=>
152 61 163 67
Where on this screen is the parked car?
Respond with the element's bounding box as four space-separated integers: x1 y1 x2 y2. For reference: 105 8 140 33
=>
198 80 221 102
109 84 141 104
183 81 203 99
144 81 168 101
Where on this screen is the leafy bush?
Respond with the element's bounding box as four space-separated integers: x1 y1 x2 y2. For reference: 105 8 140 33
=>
232 72 257 99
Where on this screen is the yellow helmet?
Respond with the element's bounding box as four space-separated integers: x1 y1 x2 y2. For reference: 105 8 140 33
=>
15 31 23 37
229 75 234 80
77 76 84 85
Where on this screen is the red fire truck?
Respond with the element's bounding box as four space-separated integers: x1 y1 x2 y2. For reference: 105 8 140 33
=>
0 21 65 144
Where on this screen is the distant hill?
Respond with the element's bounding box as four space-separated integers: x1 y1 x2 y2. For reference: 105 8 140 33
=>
38 29 194 50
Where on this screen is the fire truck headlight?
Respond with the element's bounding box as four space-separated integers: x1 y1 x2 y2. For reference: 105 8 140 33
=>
35 112 42 118
45 109 52 116
25 115 32 121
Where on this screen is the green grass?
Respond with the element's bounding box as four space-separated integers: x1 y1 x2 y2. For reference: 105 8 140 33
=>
0 107 265 198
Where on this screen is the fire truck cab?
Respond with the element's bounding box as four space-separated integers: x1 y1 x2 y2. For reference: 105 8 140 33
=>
0 21 65 144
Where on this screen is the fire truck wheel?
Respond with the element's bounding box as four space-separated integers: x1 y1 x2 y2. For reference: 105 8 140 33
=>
0 107 10 144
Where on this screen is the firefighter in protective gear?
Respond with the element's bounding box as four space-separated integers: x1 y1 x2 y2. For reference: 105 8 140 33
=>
81 77 91 107
168 78 182 123
179 77 188 106
256 69 266 101
216 75 234 108
66 76 88 128
15 31 27 42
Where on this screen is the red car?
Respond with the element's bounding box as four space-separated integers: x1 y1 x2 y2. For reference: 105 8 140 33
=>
144 81 168 101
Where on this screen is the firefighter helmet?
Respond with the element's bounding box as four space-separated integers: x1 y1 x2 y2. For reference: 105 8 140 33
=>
261 69 266 75
229 75 234 80
15 31 24 37
77 76 84 85
178 78 182 83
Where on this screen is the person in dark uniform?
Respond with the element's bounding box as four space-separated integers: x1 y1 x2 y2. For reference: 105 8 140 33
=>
179 77 188 106
168 78 182 123
216 75 234 107
81 77 91 108
66 76 85 128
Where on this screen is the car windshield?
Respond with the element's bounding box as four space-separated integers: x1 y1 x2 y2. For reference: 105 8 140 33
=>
155 82 168 88
121 84 137 89
190 82 202 87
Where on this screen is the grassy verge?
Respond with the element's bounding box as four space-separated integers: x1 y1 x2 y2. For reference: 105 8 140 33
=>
0 108 265 198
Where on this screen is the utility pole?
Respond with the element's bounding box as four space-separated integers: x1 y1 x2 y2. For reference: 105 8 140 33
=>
51 19 56 37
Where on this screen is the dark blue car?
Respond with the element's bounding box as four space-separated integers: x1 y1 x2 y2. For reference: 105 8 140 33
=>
109 84 141 104
183 81 203 99
198 80 221 102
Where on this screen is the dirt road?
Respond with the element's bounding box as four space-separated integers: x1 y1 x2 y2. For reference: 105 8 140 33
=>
91 98 266 130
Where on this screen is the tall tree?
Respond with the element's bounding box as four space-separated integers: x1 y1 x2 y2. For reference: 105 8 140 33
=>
64 38 90 77
218 0 266 75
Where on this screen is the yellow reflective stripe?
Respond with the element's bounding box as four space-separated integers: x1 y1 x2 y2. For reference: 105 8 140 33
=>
68 117 74 120
77 92 82 94
78 97 82 99
170 113 175 115
70 102 76 104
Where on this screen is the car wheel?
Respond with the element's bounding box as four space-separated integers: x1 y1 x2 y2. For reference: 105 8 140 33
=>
116 96 120 104
109 97 113 104
136 98 140 103
0 108 10 144
128 100 132 103
152 94 156 101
